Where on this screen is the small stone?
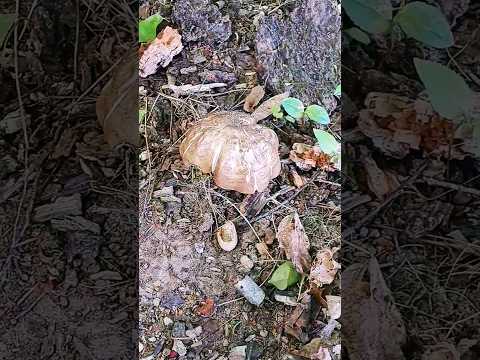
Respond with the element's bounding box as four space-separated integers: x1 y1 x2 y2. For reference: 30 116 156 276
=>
148 336 156 342
192 53 207 64
259 330 268 338
180 65 198 75
139 150 150 161
229 345 246 360
245 334 256 342
194 242 205 254
153 298 160 307
172 322 186 338
164 317 174 327
235 276 265 306
274 293 298 306
216 0 225 9
240 255 254 271
172 339 187 356
186 326 202 339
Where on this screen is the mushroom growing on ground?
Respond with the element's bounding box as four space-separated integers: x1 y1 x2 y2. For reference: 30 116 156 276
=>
179 93 288 194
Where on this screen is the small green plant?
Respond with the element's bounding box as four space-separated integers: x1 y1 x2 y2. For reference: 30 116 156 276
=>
139 13 163 43
342 0 453 48
0 14 15 46
268 261 301 290
345 27 371 45
273 97 331 125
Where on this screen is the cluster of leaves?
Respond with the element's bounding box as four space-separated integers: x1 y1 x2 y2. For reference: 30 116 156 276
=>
272 93 341 169
343 0 453 48
139 13 163 43
343 1 475 125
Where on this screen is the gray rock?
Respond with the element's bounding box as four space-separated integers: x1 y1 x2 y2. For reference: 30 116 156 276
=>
235 276 265 306
173 0 232 46
255 0 340 110
172 322 186 338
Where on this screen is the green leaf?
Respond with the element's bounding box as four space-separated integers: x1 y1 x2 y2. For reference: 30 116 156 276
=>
345 27 371 45
414 58 473 121
342 0 392 34
272 104 284 119
305 105 330 125
394 2 453 48
268 262 301 290
0 14 15 46
313 129 340 155
281 97 304 119
139 13 163 43
139 109 146 122
334 84 341 98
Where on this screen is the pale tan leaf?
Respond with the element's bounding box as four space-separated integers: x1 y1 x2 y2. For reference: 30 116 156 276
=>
277 212 311 274
139 26 183 78
310 248 340 286
326 295 341 320
243 85 265 112
251 92 289 123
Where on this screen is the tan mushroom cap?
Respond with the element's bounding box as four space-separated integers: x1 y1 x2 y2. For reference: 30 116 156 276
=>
179 111 281 194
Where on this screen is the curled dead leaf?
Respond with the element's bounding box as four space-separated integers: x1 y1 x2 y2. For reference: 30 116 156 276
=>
277 212 311 274
243 85 265 112
216 221 238 251
290 143 334 171
139 26 183 78
310 248 340 286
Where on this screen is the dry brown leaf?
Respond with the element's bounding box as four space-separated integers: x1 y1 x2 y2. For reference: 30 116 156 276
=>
277 212 311 274
139 26 183 78
251 91 289 122
360 146 399 198
310 248 340 286
342 258 407 360
243 85 265 112
255 242 270 258
290 143 334 171
357 92 470 159
195 298 215 317
96 52 139 147
284 294 314 343
290 168 305 188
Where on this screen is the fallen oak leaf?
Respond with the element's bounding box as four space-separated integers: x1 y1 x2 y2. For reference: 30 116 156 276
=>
139 26 183 78
277 212 312 274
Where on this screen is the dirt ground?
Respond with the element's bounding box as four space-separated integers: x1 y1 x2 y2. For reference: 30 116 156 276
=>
138 0 341 358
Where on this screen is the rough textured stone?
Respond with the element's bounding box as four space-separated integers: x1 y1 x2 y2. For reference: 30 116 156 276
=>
255 0 341 110
172 0 232 46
